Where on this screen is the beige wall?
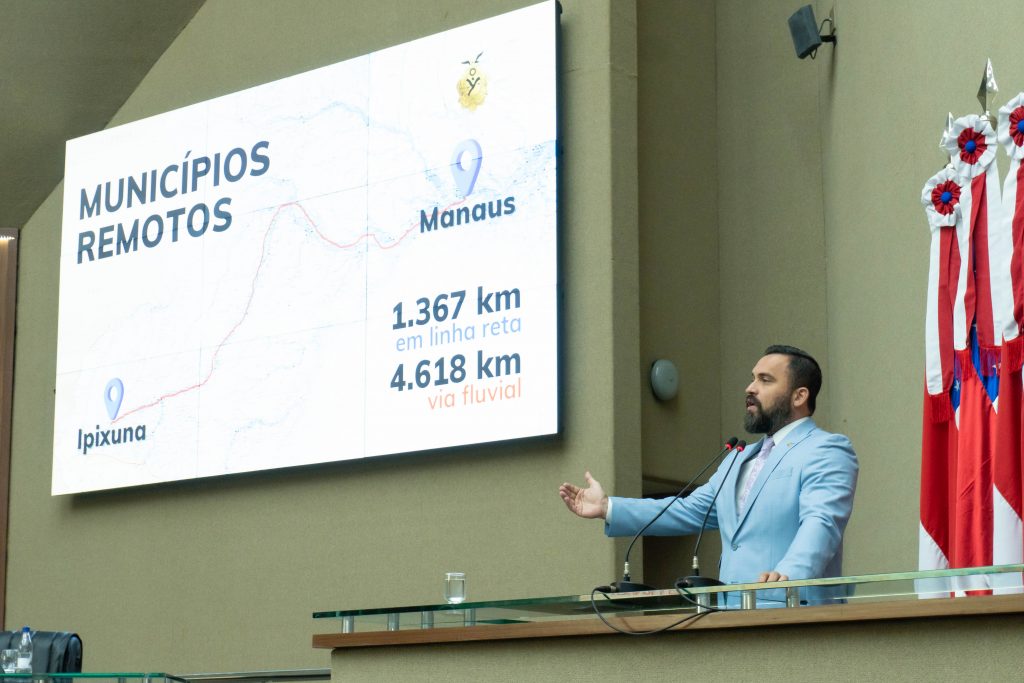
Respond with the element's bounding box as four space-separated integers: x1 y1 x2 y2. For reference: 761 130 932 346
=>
639 0 1024 584
330 611 1024 682
637 0 722 587
817 0 1024 574
638 1 720 483
709 0 1024 579
715 0 829 429
8 0 1024 673
7 0 639 671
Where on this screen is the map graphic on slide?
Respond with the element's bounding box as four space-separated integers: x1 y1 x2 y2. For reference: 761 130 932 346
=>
52 2 558 495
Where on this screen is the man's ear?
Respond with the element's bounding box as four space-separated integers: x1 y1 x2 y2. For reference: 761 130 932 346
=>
791 386 809 410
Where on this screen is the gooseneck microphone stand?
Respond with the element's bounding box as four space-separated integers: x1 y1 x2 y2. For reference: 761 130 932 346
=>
603 438 740 593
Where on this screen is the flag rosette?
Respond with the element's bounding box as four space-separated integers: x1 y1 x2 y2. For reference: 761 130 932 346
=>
942 114 997 178
997 93 1024 160
920 166 962 231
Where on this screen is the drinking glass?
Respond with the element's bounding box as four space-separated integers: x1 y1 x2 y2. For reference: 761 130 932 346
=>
0 650 17 673
444 571 466 604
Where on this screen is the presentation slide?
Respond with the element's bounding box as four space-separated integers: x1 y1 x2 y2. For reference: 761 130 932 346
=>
52 1 558 495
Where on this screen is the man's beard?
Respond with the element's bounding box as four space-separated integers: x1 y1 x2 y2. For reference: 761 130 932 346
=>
743 395 792 435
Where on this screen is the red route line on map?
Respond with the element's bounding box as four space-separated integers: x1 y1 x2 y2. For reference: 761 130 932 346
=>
114 196 465 423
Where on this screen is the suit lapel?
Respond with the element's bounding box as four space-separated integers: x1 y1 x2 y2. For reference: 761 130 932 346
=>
735 420 817 530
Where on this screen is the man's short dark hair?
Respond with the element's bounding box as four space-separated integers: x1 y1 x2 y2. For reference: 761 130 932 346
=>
764 344 822 414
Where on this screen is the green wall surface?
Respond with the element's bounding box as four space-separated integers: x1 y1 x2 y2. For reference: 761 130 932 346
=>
8 0 1024 674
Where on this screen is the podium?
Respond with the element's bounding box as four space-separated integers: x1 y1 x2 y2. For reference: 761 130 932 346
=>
312 565 1024 681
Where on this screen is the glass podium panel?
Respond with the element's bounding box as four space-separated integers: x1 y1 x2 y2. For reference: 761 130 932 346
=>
313 564 1024 633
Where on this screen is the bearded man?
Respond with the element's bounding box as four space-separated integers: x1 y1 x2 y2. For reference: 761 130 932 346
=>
558 345 858 604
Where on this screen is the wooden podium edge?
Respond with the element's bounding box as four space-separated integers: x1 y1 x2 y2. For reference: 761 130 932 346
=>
312 593 1024 649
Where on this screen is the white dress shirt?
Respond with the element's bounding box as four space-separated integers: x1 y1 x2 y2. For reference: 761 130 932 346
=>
734 417 810 511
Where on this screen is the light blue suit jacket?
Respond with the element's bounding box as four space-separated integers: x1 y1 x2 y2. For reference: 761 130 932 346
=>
606 419 858 605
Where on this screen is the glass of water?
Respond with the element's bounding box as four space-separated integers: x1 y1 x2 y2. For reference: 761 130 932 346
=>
444 572 466 604
0 649 17 673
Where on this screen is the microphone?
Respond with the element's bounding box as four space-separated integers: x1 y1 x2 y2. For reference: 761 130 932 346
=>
676 440 746 589
609 437 739 593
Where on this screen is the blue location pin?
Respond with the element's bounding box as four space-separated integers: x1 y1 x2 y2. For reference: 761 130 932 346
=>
104 378 124 421
451 139 483 197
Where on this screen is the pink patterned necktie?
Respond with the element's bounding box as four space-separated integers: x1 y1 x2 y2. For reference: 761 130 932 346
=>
738 436 774 515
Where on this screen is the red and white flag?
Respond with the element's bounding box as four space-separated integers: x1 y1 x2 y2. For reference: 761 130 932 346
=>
920 113 1016 595
919 166 966 596
947 115 1005 593
992 94 1024 592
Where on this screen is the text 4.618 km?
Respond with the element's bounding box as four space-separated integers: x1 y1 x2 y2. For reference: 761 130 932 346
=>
391 355 467 391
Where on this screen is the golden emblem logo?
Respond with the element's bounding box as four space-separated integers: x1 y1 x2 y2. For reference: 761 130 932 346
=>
457 52 487 110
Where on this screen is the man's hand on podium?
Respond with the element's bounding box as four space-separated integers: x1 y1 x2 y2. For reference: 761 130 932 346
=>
559 471 609 520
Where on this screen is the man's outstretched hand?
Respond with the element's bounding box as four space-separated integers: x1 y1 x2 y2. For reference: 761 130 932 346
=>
559 471 609 519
